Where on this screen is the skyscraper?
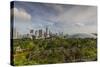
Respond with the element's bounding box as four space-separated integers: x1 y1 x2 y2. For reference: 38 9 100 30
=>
46 27 48 36
13 28 19 39
39 29 42 38
30 29 34 35
44 26 49 38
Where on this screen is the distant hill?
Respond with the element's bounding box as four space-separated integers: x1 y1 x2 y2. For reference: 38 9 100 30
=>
67 33 97 39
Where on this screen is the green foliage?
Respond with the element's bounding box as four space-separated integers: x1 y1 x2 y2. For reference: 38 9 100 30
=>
12 38 97 66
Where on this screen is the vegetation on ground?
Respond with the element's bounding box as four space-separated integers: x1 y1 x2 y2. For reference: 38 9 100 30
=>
12 37 97 65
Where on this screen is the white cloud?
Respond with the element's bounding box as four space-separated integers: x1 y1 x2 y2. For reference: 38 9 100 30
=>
75 23 85 27
47 5 97 34
49 6 96 23
13 7 31 22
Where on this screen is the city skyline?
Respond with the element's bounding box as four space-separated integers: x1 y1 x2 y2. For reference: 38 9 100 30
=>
13 26 64 39
12 1 97 35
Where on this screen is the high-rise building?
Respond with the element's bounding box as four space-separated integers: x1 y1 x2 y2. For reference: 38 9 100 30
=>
46 27 48 37
44 26 50 38
44 32 46 38
35 30 38 37
30 29 34 35
35 30 38 39
39 29 42 38
49 30 52 37
13 28 19 39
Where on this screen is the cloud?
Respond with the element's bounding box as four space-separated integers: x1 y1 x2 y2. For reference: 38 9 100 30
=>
75 23 85 27
47 5 97 26
45 5 97 34
13 7 31 22
13 1 97 34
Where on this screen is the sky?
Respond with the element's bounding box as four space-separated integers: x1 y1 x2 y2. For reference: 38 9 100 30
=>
12 1 97 35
